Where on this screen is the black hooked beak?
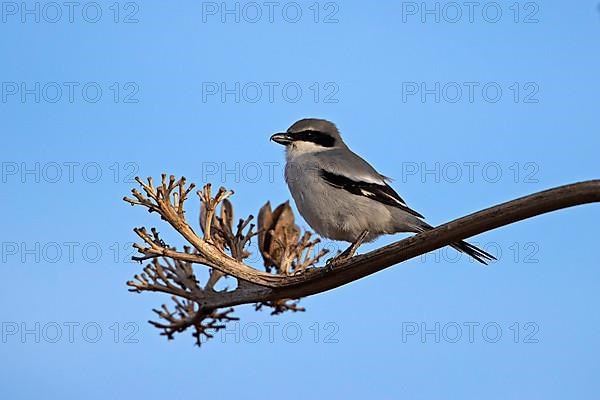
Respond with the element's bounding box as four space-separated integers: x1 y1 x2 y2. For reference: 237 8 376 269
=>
270 132 293 145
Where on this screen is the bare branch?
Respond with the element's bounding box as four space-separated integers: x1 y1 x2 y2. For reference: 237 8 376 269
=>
124 177 600 346
187 180 600 309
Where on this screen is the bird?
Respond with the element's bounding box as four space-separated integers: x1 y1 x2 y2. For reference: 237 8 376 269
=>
270 118 495 264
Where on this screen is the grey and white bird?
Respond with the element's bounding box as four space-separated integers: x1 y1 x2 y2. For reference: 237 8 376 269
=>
270 118 495 264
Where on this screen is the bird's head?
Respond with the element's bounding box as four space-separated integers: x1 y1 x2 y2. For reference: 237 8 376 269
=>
270 118 345 155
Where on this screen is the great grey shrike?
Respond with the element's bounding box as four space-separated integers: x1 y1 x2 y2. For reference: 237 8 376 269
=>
270 118 495 264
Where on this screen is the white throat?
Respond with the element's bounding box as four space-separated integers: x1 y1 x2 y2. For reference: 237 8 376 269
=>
285 141 334 160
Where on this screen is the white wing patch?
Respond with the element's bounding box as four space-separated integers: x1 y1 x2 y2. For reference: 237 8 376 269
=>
353 174 386 185
361 187 408 207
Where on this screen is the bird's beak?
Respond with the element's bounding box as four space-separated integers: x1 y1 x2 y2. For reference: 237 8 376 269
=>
270 132 293 145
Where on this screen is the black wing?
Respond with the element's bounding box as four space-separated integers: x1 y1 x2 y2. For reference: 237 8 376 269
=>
320 170 424 219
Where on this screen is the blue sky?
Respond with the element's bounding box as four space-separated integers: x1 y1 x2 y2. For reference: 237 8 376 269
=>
1 1 599 398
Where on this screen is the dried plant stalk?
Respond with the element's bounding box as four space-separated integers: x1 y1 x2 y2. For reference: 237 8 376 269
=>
124 176 330 345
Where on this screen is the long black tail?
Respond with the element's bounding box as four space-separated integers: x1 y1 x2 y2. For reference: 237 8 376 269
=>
414 222 496 265
449 240 496 265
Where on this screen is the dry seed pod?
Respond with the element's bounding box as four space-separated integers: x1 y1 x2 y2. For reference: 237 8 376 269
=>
258 201 301 272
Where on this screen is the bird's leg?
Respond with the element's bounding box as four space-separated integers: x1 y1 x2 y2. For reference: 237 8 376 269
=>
326 230 369 268
340 230 369 259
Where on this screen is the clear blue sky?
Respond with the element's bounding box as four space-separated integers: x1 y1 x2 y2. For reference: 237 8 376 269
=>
1 1 599 398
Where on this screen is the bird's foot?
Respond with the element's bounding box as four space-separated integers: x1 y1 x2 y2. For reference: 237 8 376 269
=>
325 255 340 271
324 230 369 271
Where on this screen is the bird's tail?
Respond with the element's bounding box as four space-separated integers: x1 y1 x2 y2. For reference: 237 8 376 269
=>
411 221 496 265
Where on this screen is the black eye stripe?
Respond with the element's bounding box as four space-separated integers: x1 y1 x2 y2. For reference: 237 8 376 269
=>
290 130 335 147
